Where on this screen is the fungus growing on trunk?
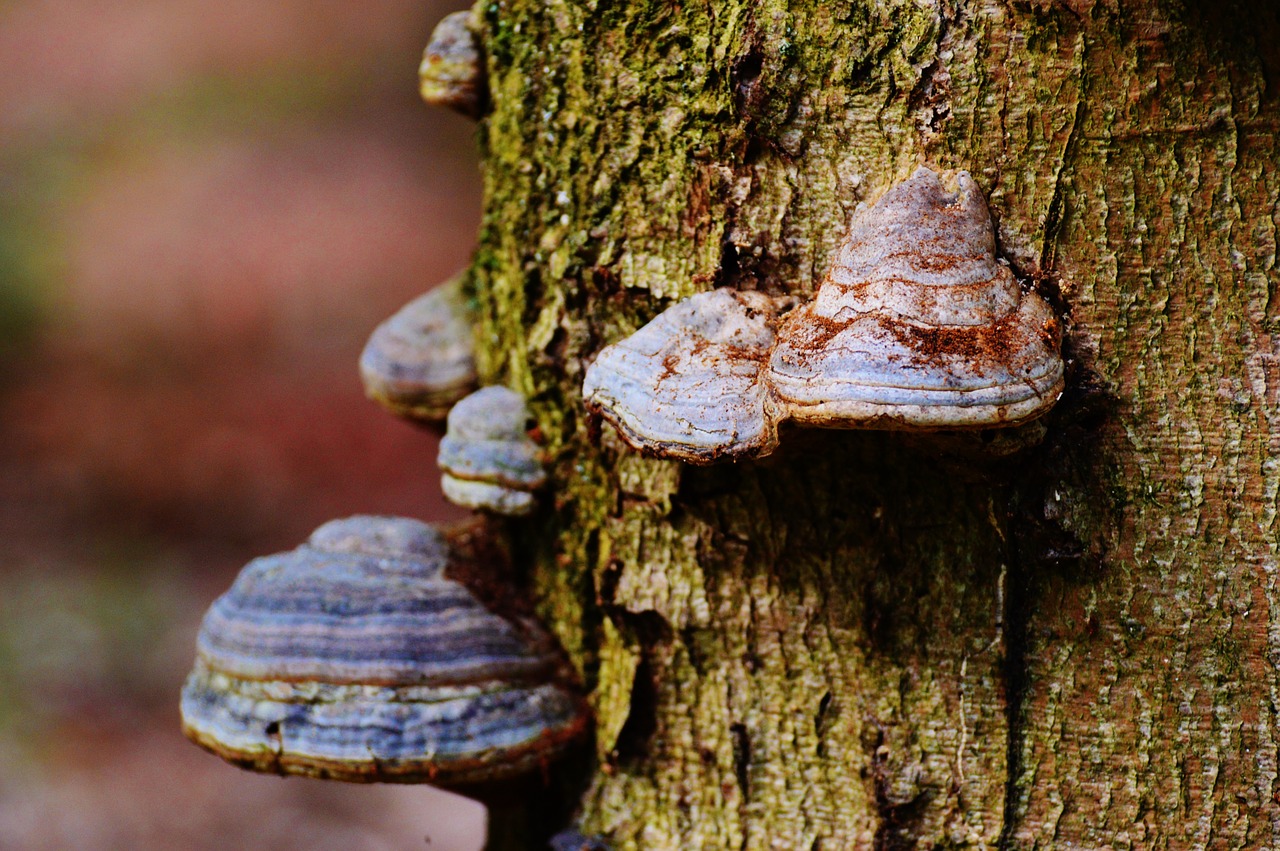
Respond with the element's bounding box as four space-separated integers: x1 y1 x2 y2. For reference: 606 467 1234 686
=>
418 10 487 119
583 167 1064 463
582 289 793 463
768 167 1063 429
180 515 588 788
438 386 548 515
360 274 478 424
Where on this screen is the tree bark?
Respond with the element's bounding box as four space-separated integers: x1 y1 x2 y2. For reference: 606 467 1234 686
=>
465 0 1280 846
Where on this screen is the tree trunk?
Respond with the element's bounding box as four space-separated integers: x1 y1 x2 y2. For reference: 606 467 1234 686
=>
465 0 1280 846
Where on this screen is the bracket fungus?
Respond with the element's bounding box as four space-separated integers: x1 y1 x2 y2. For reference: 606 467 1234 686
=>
438 386 548 516
583 167 1064 463
768 167 1063 428
360 274 478 424
418 10 486 119
582 289 793 464
180 515 588 787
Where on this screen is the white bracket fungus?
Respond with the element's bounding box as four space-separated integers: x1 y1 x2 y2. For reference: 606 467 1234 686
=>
419 11 487 119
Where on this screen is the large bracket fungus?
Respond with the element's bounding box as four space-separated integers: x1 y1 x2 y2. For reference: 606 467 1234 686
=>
768 168 1063 428
583 167 1064 463
180 515 588 787
360 273 478 424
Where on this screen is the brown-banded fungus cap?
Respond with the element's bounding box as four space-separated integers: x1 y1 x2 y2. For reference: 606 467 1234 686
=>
419 10 486 119
582 289 792 464
767 166 1063 429
180 515 587 787
360 274 478 424
438 386 547 516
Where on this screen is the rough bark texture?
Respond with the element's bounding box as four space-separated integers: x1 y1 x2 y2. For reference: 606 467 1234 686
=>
462 0 1280 846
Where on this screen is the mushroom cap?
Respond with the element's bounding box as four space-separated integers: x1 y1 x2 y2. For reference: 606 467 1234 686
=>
582 289 790 463
444 385 534 443
360 275 478 424
437 386 547 515
307 514 451 562
818 168 1013 325
180 515 587 786
438 437 545 489
768 167 1063 428
418 10 486 119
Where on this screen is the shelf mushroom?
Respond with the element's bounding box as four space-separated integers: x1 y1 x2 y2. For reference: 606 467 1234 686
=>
360 274 478 424
418 10 487 119
583 166 1064 463
582 289 792 464
180 515 588 787
438 386 548 516
767 167 1063 429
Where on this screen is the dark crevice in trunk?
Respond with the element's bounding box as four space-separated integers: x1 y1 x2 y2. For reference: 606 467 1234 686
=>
996 495 1033 851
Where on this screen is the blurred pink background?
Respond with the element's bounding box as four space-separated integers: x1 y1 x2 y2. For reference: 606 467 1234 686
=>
0 1 488 847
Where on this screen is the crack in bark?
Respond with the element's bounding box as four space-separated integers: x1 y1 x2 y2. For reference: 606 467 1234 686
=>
996 496 1032 851
1039 34 1089 276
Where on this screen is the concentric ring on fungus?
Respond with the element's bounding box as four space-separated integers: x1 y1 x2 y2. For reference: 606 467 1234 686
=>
179 515 588 787
360 274 478 425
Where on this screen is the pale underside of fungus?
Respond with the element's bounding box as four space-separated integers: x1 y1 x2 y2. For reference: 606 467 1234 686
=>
438 385 548 516
583 167 1065 463
359 273 478 424
180 515 587 787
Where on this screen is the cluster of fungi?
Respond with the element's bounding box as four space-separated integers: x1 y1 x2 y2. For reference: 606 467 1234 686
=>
583 167 1064 464
179 8 1065 849
179 10 586 841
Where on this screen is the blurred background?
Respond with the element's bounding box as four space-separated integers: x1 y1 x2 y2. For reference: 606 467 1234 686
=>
0 0 487 847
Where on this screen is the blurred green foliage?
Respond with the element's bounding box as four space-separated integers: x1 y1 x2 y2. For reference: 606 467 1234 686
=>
0 196 47 366
0 549 192 765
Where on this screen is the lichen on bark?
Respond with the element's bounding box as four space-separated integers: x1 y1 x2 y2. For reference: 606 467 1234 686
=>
463 0 1280 847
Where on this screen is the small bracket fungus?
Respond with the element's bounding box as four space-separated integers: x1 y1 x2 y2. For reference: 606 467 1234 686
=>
419 10 486 119
583 167 1064 463
582 289 794 463
180 515 588 787
360 274 478 424
438 386 548 516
